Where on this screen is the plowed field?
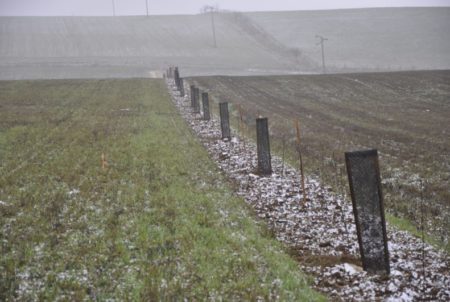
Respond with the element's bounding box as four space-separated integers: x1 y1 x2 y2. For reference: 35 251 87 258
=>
191 70 450 248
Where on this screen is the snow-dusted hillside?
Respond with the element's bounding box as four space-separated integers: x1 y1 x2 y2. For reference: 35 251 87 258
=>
0 14 304 79
1 7 449 79
248 7 450 71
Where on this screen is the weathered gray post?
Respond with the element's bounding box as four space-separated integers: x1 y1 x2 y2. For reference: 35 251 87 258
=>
202 92 210 120
174 67 180 89
345 149 390 275
193 87 200 113
219 102 230 139
190 85 196 107
256 117 272 175
179 78 185 96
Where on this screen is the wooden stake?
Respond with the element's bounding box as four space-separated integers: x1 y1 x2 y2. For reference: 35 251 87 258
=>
281 136 286 176
101 153 108 170
238 104 246 150
420 179 426 294
295 119 307 204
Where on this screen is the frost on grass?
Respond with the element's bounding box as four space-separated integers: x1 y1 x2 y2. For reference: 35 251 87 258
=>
1 178 145 300
167 79 450 301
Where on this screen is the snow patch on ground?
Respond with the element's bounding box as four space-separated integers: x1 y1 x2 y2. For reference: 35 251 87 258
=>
167 79 450 301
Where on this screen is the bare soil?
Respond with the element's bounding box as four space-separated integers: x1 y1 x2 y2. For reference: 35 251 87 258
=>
167 78 450 301
190 70 450 249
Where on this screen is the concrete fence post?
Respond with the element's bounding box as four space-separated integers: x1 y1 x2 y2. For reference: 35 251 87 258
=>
256 117 272 175
179 78 185 96
174 67 180 89
219 102 230 139
345 149 390 275
193 87 200 113
202 92 210 120
190 85 196 107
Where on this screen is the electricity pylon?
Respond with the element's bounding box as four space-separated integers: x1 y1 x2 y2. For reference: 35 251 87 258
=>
204 6 217 48
316 35 328 74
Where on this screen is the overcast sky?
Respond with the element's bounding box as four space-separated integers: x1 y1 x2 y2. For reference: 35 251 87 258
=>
1 0 449 16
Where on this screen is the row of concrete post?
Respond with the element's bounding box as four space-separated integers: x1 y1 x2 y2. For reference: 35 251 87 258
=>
189 83 272 176
169 67 390 276
168 72 273 176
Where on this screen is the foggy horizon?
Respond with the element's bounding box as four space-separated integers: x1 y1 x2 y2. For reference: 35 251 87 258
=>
1 0 449 16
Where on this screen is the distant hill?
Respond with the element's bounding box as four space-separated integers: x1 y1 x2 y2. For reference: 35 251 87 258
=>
0 7 449 80
0 14 308 80
247 7 450 71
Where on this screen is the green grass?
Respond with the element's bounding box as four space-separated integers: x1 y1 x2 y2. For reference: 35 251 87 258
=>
0 79 325 301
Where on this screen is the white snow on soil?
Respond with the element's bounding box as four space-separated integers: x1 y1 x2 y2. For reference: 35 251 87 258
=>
167 78 450 301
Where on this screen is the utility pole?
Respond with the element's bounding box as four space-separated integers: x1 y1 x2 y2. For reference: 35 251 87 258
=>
204 6 217 48
145 0 149 17
316 35 328 74
112 0 116 16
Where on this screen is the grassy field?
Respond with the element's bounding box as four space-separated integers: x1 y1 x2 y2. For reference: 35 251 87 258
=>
0 79 325 300
190 70 450 251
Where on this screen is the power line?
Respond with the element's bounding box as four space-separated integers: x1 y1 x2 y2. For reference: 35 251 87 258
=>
204 6 217 48
316 34 328 74
111 0 116 16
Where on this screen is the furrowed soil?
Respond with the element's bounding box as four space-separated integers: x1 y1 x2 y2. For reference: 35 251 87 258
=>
190 70 450 251
0 79 325 301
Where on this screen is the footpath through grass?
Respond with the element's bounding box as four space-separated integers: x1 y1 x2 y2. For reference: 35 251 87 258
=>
0 79 325 301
